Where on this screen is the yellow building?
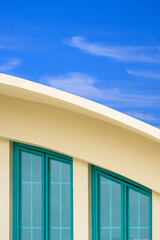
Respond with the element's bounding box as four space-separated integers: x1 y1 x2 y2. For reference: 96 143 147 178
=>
0 73 160 240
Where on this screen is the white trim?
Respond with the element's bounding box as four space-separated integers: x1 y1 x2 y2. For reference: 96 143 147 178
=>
0 73 160 143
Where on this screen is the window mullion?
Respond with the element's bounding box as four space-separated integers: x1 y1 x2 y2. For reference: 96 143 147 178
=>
149 195 152 240
98 174 101 240
42 154 45 240
60 163 62 240
92 170 98 240
45 155 49 240
123 185 128 240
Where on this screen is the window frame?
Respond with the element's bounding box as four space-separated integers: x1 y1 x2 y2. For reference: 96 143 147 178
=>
92 166 152 240
13 142 73 240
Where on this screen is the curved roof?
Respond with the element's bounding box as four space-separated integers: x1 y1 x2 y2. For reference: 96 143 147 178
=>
0 73 160 143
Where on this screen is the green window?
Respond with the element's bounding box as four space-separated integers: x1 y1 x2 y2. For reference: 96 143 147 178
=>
13 143 73 240
92 166 152 240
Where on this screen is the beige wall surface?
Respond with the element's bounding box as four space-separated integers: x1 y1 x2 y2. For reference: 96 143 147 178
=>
0 94 160 193
0 138 10 239
73 159 91 240
152 191 160 240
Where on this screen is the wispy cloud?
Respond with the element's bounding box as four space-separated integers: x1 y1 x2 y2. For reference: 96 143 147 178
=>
67 36 160 63
40 72 160 108
126 111 160 123
0 44 6 49
127 69 160 79
40 73 103 98
0 58 22 71
0 35 32 50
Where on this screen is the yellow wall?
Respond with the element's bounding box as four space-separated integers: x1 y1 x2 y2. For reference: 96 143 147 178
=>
0 94 160 239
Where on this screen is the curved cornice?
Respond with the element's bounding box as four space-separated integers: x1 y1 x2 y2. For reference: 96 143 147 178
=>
0 73 160 143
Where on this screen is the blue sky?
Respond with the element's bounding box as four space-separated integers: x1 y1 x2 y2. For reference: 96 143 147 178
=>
0 0 160 128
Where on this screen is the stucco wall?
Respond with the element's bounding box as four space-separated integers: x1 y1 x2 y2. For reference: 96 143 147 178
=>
0 94 160 239
73 158 91 240
0 138 10 239
152 191 160 240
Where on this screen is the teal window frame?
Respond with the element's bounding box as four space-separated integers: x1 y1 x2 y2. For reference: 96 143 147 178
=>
13 142 73 240
92 166 152 240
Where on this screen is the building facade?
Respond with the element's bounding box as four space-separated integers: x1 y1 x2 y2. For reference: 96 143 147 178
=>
0 73 160 240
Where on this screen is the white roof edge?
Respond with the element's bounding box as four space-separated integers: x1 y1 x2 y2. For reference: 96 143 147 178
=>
0 73 160 143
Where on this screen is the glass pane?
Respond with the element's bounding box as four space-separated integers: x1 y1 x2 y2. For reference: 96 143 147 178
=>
22 184 31 227
129 189 150 240
33 229 42 240
33 184 42 227
22 229 31 240
129 189 138 227
101 177 110 182
62 163 70 182
51 160 60 182
100 176 121 240
112 183 121 227
140 194 149 227
33 155 42 182
112 229 121 240
51 229 60 240
101 229 110 240
140 229 149 240
62 229 70 240
51 184 60 227
20 150 42 240
101 178 110 227
62 184 70 227
129 229 138 240
22 152 31 182
49 159 71 239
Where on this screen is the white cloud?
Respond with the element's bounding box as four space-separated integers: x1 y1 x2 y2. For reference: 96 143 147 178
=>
127 69 160 79
40 72 160 108
125 111 160 122
41 72 105 98
0 58 22 71
67 36 160 63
